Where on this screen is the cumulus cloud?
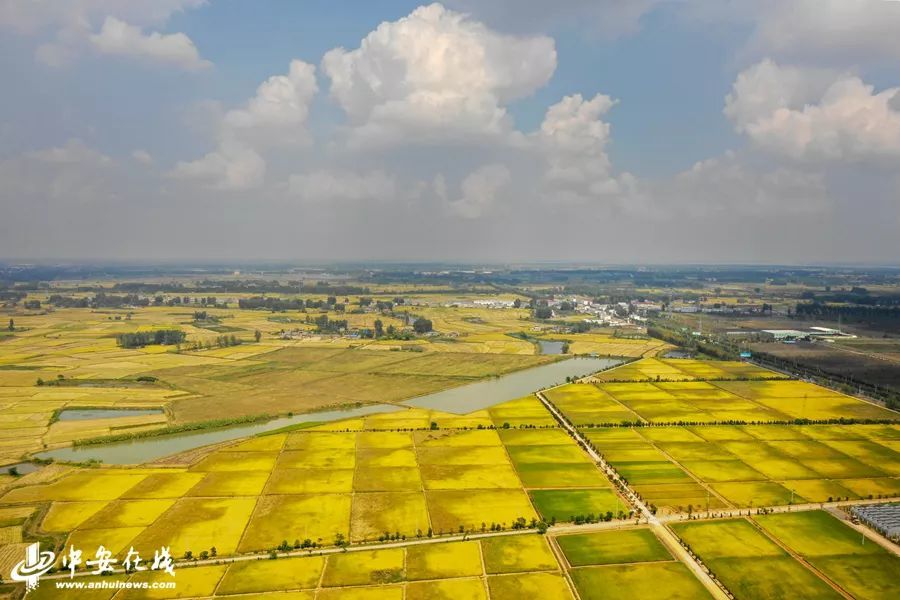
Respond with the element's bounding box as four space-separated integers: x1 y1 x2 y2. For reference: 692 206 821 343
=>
171 140 265 191
89 16 210 70
288 170 397 203
26 138 112 166
533 93 639 207
0 0 208 68
446 164 511 219
1 139 115 203
172 60 318 190
746 0 900 64
131 149 153 164
321 3 556 147
669 151 828 216
726 60 900 163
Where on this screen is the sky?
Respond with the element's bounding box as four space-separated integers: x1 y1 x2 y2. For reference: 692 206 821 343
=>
1 0 899 265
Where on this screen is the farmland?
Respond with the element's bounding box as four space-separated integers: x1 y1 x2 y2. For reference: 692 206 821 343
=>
673 511 900 600
555 528 713 600
0 402 630 560
0 268 899 599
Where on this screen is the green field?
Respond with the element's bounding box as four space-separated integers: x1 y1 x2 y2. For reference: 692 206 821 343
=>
756 511 900 600
556 528 671 567
671 518 843 600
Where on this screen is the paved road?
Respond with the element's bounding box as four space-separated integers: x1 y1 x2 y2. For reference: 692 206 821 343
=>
536 390 731 600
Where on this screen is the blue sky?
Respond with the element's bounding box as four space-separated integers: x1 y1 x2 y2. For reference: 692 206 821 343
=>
1 1 899 263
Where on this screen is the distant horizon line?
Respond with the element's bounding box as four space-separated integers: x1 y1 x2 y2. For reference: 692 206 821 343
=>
2 259 899 270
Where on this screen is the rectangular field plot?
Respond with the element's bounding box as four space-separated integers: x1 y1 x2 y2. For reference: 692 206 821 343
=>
530 488 623 522
426 489 537 533
544 383 638 425
755 510 900 600
586 423 900 510
595 358 782 382
487 572 574 600
556 528 671 567
238 494 352 552
671 518 842 600
481 534 560 574
569 562 712 600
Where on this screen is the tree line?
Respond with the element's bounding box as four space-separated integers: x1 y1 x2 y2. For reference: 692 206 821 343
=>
116 329 186 348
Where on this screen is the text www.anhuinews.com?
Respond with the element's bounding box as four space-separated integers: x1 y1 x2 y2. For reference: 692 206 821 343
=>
53 580 176 591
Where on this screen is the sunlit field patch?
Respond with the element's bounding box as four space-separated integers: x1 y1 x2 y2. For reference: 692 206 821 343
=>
672 518 842 600
529 488 622 522
185 471 270 497
353 467 422 492
406 578 487 600
406 540 482 580
557 528 671 567
755 510 900 600
132 496 256 556
265 467 354 494
480 534 559 574
349 491 429 542
321 547 405 587
569 562 711 600
41 501 108 531
216 555 324 595
238 494 351 552
420 464 522 490
487 572 574 600
426 489 537 533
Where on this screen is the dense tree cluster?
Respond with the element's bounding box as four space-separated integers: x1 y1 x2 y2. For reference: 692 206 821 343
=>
116 329 186 348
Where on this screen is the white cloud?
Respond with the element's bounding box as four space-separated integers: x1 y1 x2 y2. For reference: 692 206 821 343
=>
726 60 900 163
172 60 318 190
26 138 112 166
670 152 828 216
131 149 153 164
447 164 511 219
0 0 208 67
2 140 116 202
534 93 639 206
321 3 556 147
171 140 265 191
223 60 318 148
747 0 900 64
288 170 397 202
89 16 210 71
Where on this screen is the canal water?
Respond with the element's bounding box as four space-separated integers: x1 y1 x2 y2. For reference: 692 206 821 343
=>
35 356 621 465
57 408 164 421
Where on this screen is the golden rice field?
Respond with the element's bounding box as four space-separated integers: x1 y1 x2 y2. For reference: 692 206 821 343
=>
552 376 900 425
585 423 900 513
0 400 626 562
23 533 577 600
672 511 900 600
592 357 786 382
0 305 560 463
537 333 671 358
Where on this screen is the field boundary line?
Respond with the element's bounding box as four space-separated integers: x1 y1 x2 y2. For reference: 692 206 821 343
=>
631 428 734 511
746 515 854 600
546 533 582 600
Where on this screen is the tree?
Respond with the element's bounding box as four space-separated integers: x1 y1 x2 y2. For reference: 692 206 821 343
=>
374 319 384 338
413 318 433 334
254 330 262 343
534 307 552 319
513 299 522 308
7 319 13 331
